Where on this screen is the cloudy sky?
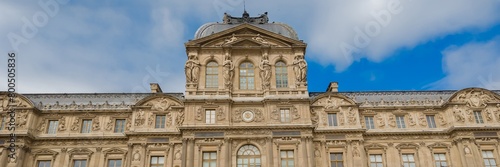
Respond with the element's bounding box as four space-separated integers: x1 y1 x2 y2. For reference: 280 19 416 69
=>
1 0 500 93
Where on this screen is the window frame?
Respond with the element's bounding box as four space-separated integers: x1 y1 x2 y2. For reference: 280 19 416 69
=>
275 61 288 88
426 115 437 128
114 119 126 133
155 115 166 129
73 159 88 167
474 111 484 124
237 144 262 167
401 153 416 167
482 150 498 167
280 150 295 167
280 108 291 123
149 156 165 167
107 159 123 167
47 120 59 134
433 153 448 167
205 109 216 124
205 61 219 88
365 116 375 129
81 119 92 133
395 115 406 129
329 152 344 167
239 62 255 90
328 113 338 127
37 160 51 167
369 154 384 167
202 151 218 167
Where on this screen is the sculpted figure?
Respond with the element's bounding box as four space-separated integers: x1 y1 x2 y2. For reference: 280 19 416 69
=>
0 96 9 112
185 55 200 84
292 55 307 84
259 53 271 89
453 105 465 122
222 52 235 89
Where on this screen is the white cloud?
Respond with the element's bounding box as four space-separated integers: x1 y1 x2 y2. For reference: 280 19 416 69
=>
429 37 500 90
307 0 500 71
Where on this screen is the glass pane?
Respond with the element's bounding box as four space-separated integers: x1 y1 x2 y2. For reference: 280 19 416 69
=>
491 160 497 165
158 157 164 164
203 162 209 167
485 159 490 165
151 157 157 163
376 155 382 162
408 155 414 161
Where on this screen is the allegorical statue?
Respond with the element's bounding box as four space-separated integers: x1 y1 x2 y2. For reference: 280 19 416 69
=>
185 55 200 84
292 55 307 84
259 53 271 89
222 51 235 89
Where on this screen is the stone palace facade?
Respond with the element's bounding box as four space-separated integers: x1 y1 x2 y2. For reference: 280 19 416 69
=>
1 11 500 167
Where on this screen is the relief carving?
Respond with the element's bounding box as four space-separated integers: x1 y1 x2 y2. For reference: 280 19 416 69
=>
216 107 226 121
150 97 172 112
223 50 235 89
185 55 200 86
324 96 342 110
485 109 494 122
166 113 173 127
37 119 47 132
292 55 307 85
134 110 145 126
195 108 202 121
148 114 154 126
258 51 271 89
0 96 8 112
418 113 427 127
16 110 28 128
376 114 385 128
176 112 184 126
105 118 113 131
407 114 416 127
338 112 345 126
291 107 300 120
271 109 280 121
132 150 140 161
58 117 66 131
71 118 80 131
496 104 500 122
310 109 319 126
388 114 396 127
437 113 447 126
455 90 494 108
92 117 100 131
453 105 465 122
347 107 357 125
125 118 132 131
466 110 474 122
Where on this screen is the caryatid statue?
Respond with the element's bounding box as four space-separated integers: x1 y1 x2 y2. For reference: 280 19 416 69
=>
185 55 200 84
292 55 307 84
259 53 271 89
222 51 235 89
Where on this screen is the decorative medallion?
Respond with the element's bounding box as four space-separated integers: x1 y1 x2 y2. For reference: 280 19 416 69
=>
242 111 254 122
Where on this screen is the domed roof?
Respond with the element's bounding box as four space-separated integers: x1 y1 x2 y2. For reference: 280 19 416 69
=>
194 12 299 40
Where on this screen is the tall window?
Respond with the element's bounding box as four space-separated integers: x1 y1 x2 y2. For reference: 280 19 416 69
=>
206 61 219 88
426 115 436 128
206 109 216 124
402 154 416 167
396 116 406 129
37 160 51 167
280 150 294 167
365 116 375 129
47 120 58 134
330 153 343 167
203 152 217 167
482 150 497 167
81 119 92 133
73 160 87 167
108 159 122 167
474 111 484 124
280 109 291 123
150 156 164 167
114 119 126 133
239 62 255 90
369 154 383 167
155 115 166 129
434 153 448 167
237 144 261 167
275 61 288 88
328 113 338 127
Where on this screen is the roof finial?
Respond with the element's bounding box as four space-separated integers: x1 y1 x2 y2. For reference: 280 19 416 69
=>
244 0 246 12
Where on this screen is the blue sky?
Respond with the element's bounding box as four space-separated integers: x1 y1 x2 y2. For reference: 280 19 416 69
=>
1 0 500 93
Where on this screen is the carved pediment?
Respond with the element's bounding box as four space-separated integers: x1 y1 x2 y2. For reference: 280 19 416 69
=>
136 95 183 112
450 88 499 108
68 148 94 156
32 149 59 156
364 143 387 150
395 143 419 150
203 33 290 48
427 142 450 149
0 94 33 112
312 94 356 111
103 148 127 155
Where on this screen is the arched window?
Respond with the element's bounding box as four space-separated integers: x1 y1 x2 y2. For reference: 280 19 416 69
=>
205 61 218 88
239 62 255 90
237 144 261 167
275 61 288 88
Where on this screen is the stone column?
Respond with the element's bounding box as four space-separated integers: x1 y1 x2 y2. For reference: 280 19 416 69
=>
186 139 194 167
301 137 308 167
181 139 187 167
306 137 314 167
225 138 231 167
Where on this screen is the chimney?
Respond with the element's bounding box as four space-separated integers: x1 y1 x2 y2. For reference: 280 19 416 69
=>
327 82 339 93
150 83 163 93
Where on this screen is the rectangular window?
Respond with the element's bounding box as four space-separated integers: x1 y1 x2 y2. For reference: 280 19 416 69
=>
47 120 59 134
426 115 436 128
369 154 383 167
114 119 126 133
402 154 416 167
280 150 294 167
203 152 217 167
328 113 338 127
474 111 484 124
206 109 216 124
275 62 288 88
37 160 51 167
396 115 406 129
365 116 375 129
81 119 92 133
280 109 291 123
206 62 219 88
483 150 497 167
150 156 165 167
434 153 448 167
73 160 87 167
108 159 122 167
155 115 166 129
330 153 343 167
